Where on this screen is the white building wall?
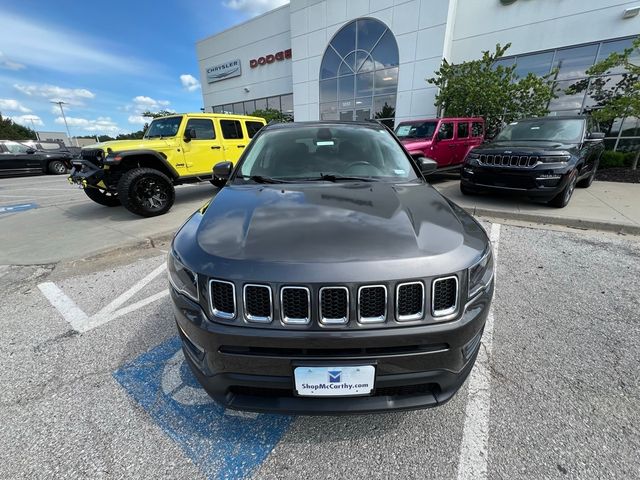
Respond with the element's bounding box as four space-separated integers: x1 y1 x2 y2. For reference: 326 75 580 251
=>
290 0 455 123
450 0 640 61
196 6 292 110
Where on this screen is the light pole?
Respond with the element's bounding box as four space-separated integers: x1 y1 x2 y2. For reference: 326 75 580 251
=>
51 100 75 146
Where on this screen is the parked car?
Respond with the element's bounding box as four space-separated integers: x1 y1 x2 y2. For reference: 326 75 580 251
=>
395 117 485 171
460 116 604 208
168 121 495 414
0 140 72 177
68 113 266 217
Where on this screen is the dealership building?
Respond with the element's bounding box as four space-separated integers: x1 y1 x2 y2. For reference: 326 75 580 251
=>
196 0 639 147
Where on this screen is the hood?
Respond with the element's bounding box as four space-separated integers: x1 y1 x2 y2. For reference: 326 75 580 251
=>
193 182 481 265
400 138 433 152
475 140 579 155
82 138 176 152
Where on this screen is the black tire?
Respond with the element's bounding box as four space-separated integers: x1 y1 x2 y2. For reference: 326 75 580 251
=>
84 188 121 207
117 167 175 217
460 183 477 195
576 161 598 188
48 160 68 175
548 171 577 208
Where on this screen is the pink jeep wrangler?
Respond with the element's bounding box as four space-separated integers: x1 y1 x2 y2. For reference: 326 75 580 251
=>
395 117 485 171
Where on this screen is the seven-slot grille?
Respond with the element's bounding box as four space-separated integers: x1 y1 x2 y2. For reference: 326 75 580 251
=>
432 276 458 316
281 287 310 324
396 282 425 321
320 287 349 325
358 286 387 323
243 284 272 322
209 280 236 319
478 154 538 168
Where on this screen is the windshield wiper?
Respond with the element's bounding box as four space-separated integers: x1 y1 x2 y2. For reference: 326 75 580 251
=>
304 174 378 182
236 174 289 184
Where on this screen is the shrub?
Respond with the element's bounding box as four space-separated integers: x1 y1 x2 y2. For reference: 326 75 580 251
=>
599 151 626 169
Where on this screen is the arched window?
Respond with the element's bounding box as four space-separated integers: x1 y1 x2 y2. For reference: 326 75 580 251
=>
319 18 398 125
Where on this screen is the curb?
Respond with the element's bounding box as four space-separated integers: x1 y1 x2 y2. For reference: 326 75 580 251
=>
466 206 640 236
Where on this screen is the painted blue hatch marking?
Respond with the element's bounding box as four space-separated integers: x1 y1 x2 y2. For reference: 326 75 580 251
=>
113 336 293 480
0 203 38 215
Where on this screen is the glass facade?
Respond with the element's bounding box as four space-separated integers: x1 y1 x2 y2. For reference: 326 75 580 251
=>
494 36 639 150
212 93 293 119
319 18 398 126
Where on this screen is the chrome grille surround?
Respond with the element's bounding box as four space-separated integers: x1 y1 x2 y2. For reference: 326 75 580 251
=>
478 154 539 168
431 275 459 318
357 285 387 324
319 286 349 325
243 284 273 323
208 279 236 320
395 281 425 322
280 286 311 325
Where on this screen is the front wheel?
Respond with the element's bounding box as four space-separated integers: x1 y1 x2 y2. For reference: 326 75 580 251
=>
577 162 598 188
48 160 68 175
117 168 175 217
548 172 577 208
84 188 121 207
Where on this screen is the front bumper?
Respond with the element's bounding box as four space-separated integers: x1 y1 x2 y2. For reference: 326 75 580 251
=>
461 163 573 199
68 159 105 187
171 281 492 415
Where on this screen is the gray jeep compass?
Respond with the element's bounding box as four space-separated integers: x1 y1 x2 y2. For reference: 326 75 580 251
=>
168 121 494 414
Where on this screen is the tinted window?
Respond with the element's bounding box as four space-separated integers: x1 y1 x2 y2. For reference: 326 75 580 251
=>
472 122 484 137
395 121 437 139
457 122 469 138
514 51 554 78
145 116 183 139
220 120 244 139
245 121 264 138
237 125 418 181
4 141 30 153
185 119 215 140
438 123 454 140
552 44 598 80
494 119 584 143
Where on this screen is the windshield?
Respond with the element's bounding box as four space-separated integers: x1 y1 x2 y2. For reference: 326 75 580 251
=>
395 121 437 140
144 116 183 139
236 125 419 183
494 119 585 143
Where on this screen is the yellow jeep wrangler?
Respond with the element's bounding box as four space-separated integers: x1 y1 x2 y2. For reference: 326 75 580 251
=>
69 113 266 217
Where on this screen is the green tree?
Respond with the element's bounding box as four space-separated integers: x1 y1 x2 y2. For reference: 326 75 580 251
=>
427 43 556 137
250 108 292 123
566 38 640 170
374 102 395 128
0 114 37 140
141 110 176 119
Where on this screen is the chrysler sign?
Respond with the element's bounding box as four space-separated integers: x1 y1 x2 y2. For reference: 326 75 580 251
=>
206 59 241 83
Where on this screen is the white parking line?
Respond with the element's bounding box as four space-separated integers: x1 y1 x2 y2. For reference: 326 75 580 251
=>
457 223 501 480
38 282 90 332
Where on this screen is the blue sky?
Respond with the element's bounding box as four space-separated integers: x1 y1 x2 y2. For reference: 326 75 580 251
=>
0 0 288 137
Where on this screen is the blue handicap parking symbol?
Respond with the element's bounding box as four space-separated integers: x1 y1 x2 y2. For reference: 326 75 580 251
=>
113 336 293 480
0 203 38 215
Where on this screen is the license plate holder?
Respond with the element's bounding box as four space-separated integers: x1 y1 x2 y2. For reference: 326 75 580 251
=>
293 365 375 397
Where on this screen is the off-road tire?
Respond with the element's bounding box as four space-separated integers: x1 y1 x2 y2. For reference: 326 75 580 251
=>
84 188 121 207
48 160 68 175
577 161 598 188
117 167 175 217
548 171 577 208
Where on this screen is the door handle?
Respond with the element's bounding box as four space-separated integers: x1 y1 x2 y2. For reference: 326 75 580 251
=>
211 146 221 149
237 145 245 148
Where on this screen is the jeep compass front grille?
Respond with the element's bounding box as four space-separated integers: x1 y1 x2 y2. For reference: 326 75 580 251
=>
358 286 387 323
244 285 272 322
396 282 424 321
432 276 458 317
320 287 349 325
281 287 310 324
209 280 236 319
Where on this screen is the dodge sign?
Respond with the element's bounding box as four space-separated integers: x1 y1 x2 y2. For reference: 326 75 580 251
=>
206 59 241 83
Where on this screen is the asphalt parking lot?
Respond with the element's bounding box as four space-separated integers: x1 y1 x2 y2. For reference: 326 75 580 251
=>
1 212 638 479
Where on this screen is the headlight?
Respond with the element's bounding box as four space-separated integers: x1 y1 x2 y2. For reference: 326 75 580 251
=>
468 248 494 298
168 251 199 302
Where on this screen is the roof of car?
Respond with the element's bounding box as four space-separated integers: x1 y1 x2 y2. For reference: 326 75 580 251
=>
263 120 387 131
397 117 485 123
514 115 586 122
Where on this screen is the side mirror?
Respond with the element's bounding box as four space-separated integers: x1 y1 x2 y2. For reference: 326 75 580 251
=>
212 161 233 187
183 128 196 143
417 157 438 175
26 147 36 154
586 131 605 141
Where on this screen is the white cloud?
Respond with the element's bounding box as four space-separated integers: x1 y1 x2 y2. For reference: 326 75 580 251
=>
223 0 289 15
0 11 155 75
55 116 120 134
9 114 43 126
132 95 170 111
14 84 95 106
180 74 201 92
0 51 25 70
128 115 148 125
0 98 31 113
